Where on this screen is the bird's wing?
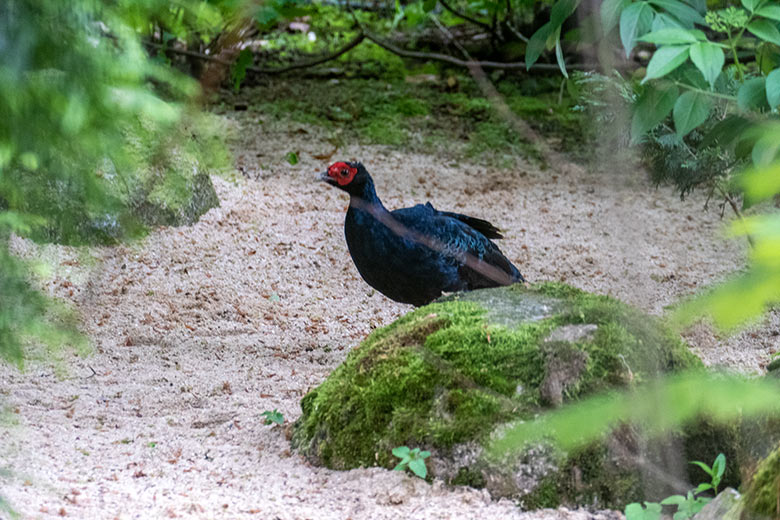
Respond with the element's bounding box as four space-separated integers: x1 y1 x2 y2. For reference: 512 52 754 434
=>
424 202 504 239
391 205 522 288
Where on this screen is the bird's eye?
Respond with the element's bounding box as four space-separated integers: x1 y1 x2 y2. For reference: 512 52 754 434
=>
340 169 349 177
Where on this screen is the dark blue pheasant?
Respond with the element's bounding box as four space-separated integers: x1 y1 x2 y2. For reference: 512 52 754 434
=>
319 161 525 306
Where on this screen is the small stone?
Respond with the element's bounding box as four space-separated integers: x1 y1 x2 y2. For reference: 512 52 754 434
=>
693 487 742 520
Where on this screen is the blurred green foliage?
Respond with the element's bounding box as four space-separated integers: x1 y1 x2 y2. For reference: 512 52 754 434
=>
0 0 225 366
0 0 199 245
490 371 780 456
675 131 780 330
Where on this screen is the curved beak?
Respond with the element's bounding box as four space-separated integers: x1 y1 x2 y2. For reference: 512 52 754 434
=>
317 170 336 186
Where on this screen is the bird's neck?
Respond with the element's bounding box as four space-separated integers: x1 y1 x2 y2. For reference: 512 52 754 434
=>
348 178 385 212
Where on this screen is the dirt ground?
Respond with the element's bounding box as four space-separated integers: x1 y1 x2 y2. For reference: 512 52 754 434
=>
1 110 777 520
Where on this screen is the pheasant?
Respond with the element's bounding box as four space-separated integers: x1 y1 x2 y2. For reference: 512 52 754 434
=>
319 161 525 306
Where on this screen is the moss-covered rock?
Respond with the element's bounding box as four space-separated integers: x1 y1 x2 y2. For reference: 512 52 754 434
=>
17 113 225 245
742 443 780 519
291 282 704 507
118 114 224 229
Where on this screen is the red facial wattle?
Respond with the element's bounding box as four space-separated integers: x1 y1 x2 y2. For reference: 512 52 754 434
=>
328 162 357 186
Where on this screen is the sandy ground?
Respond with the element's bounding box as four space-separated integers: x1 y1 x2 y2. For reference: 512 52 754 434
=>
1 110 777 520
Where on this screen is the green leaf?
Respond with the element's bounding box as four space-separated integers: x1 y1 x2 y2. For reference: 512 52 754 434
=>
232 49 253 92
255 6 280 28
526 22 553 69
648 0 705 26
625 503 644 518
601 0 631 32
738 77 769 111
751 134 780 166
683 0 706 13
555 38 569 78
692 498 710 513
690 460 714 476
526 0 578 69
625 502 663 520
652 12 684 30
620 2 655 56
767 68 780 108
642 45 690 82
631 84 679 141
689 41 724 89
673 90 712 137
756 4 780 21
695 483 714 493
741 0 760 13
713 453 726 478
748 19 780 45
639 27 700 44
661 494 688 505
261 409 284 425
408 458 427 478
392 446 410 458
741 161 780 204
550 0 580 27
285 151 299 165
701 114 753 148
422 0 437 12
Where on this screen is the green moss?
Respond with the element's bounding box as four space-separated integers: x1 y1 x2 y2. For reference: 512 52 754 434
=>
292 282 701 480
293 303 530 468
242 76 587 167
17 111 224 245
119 113 223 228
742 443 780 519
683 417 742 492
451 466 487 488
522 476 561 509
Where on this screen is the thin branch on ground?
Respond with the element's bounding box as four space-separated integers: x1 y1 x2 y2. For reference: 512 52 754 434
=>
146 24 599 77
362 31 597 71
431 14 472 60
505 21 529 42
438 0 493 31
143 32 366 75
716 185 755 248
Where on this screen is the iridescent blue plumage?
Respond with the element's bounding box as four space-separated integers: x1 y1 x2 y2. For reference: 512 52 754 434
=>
320 161 525 306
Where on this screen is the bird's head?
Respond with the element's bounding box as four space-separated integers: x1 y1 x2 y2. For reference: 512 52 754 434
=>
318 161 371 196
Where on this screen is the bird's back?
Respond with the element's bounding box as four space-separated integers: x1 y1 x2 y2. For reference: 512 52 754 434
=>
344 201 522 306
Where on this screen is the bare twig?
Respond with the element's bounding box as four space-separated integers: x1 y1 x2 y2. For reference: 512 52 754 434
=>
505 22 529 42
716 185 756 248
143 32 366 75
431 14 472 59
252 33 366 74
438 0 492 31
362 31 597 71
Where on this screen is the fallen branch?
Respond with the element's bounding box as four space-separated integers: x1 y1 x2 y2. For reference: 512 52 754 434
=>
146 29 600 77
362 31 598 71
438 0 492 31
143 32 366 75
252 32 366 74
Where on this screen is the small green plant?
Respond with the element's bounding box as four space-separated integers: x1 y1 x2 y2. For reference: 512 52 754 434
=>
624 502 662 520
624 453 725 520
392 446 431 479
690 452 726 495
261 409 284 425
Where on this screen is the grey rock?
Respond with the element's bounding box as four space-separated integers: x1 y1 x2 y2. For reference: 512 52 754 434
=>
545 324 599 343
693 487 742 520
